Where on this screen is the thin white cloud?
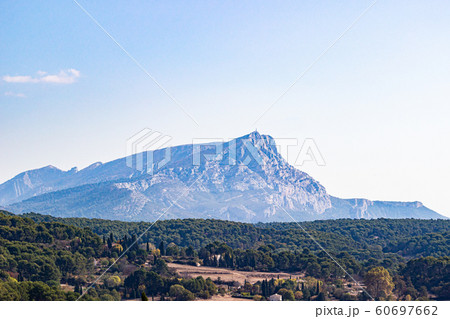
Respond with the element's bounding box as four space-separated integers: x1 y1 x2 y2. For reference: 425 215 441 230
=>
4 91 26 98
2 69 80 84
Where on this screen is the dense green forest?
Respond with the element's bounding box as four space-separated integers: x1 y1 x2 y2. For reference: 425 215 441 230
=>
24 212 449 259
0 211 449 301
0 211 221 300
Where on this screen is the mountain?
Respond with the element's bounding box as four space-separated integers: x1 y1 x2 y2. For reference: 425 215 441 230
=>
0 131 445 222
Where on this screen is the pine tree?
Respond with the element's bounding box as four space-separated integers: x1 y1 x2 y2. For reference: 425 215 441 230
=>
146 242 150 252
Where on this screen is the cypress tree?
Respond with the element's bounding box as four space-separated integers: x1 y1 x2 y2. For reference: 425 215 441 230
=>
303 288 311 300
131 234 137 248
317 292 327 301
269 278 275 295
159 241 165 256
262 279 269 297
261 280 266 297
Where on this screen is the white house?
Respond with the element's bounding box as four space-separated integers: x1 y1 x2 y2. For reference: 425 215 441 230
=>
269 293 282 301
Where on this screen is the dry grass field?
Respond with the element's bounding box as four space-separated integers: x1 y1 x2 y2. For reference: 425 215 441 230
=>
168 263 304 285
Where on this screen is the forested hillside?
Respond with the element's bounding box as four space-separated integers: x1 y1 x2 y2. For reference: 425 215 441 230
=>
0 212 104 300
24 213 449 259
0 212 218 301
1 211 448 301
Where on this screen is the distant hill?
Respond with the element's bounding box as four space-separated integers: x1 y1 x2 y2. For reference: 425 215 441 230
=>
1 131 445 222
0 210 14 216
21 212 450 259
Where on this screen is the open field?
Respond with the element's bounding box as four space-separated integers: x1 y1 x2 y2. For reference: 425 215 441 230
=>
168 263 304 285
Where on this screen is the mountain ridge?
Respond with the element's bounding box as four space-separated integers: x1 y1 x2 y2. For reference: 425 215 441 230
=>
1 131 445 222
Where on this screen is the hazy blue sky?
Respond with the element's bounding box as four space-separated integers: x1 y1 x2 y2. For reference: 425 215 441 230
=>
1 1 449 217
